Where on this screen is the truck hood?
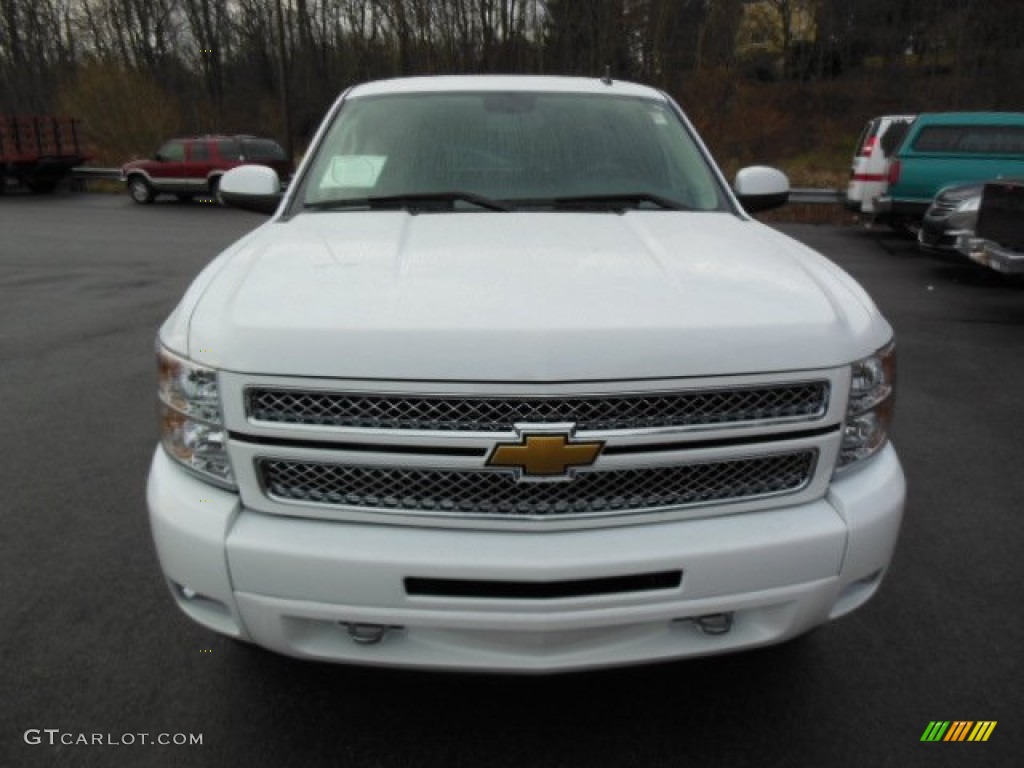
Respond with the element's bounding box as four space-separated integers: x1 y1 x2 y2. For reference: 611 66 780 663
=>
173 211 891 380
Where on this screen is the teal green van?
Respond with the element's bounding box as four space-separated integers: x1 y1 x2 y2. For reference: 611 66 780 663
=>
876 112 1024 225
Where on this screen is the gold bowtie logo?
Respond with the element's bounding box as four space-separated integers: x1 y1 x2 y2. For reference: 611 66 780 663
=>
487 433 604 479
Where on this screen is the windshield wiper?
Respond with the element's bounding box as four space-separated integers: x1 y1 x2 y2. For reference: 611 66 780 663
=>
551 193 690 211
305 191 511 212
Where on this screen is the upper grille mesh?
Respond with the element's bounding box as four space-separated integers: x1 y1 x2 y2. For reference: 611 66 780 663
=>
258 451 816 518
247 383 829 432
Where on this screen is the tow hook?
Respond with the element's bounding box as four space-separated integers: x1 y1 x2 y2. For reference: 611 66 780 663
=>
340 622 403 646
692 612 734 636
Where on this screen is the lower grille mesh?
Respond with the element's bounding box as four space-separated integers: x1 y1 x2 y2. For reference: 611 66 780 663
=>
258 451 816 518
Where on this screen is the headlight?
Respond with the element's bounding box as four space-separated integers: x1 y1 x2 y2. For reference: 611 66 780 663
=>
157 345 235 488
955 196 980 213
837 341 896 470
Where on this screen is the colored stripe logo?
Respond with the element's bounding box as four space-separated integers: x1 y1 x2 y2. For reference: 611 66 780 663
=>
921 721 997 742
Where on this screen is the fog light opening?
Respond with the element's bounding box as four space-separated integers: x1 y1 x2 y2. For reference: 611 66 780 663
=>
692 612 734 636
340 622 404 646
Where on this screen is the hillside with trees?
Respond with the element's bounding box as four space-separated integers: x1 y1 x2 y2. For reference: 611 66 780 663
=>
2 0 1022 182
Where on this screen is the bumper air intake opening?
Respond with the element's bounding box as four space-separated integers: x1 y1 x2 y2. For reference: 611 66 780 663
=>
405 570 682 600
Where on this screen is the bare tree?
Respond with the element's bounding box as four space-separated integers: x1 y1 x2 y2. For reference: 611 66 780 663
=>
182 0 229 117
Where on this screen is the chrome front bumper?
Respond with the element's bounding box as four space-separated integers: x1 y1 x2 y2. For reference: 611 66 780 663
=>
959 235 1024 274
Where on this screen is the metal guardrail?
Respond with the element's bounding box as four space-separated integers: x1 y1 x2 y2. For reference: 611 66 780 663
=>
790 187 844 205
67 170 846 205
72 167 121 180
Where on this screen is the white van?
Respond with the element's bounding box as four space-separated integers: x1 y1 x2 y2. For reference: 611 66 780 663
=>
846 114 914 214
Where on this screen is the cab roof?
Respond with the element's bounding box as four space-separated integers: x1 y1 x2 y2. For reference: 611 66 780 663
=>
912 112 1024 125
346 75 666 101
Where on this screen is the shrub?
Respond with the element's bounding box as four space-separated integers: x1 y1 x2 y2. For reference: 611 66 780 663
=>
57 61 183 165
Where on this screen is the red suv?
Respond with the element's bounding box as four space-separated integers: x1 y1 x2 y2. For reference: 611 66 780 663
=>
121 135 292 204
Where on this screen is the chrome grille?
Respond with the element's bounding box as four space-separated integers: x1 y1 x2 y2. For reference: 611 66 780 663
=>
247 383 829 432
258 451 816 518
930 196 959 215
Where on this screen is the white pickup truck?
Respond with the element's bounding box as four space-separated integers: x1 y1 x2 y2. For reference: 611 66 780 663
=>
149 75 905 672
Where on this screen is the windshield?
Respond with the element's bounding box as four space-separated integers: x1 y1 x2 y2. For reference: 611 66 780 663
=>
295 91 727 212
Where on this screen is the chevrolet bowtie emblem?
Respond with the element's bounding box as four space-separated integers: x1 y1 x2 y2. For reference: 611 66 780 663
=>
486 433 604 479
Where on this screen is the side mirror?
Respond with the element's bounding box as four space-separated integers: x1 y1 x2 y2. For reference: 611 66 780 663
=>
734 166 790 213
154 153 165 162
220 165 283 214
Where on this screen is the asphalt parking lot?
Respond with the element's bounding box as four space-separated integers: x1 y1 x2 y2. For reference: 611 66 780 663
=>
2 193 1021 768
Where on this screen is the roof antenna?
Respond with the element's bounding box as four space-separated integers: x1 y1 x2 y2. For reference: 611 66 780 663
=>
601 65 612 86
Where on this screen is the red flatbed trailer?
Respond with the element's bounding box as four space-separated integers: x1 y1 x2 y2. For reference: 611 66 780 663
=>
0 115 89 193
